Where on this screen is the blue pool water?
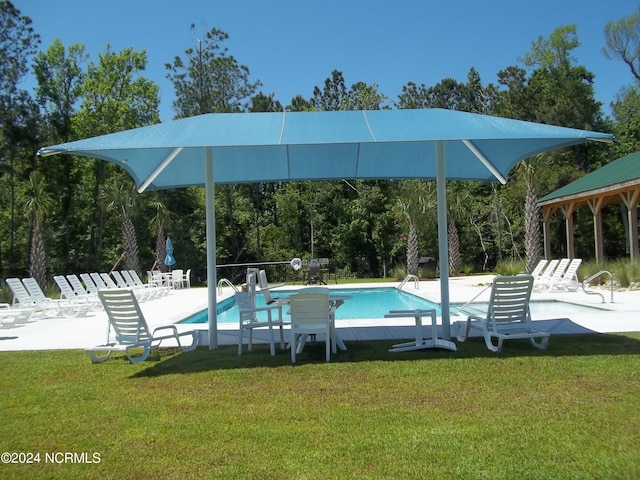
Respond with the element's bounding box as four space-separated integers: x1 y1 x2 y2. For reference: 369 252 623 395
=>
181 287 442 324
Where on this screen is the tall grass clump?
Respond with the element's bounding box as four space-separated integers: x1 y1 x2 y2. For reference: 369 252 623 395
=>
610 258 640 288
494 260 525 276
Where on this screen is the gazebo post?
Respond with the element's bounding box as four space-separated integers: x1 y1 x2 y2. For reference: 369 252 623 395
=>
542 207 553 260
587 198 605 263
621 191 640 261
561 203 577 259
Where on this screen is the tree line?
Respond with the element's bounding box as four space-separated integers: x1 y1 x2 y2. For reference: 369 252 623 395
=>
1 1 639 291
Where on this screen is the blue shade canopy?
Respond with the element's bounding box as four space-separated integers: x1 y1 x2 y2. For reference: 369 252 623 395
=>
38 109 615 350
38 109 615 192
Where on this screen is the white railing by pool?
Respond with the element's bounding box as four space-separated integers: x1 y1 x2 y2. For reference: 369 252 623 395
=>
398 274 419 291
217 278 239 295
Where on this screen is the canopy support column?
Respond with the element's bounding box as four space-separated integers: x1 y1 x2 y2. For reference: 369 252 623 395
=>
436 141 451 340
205 147 218 349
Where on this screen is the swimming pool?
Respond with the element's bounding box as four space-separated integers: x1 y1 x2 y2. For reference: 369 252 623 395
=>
181 287 442 324
180 287 609 325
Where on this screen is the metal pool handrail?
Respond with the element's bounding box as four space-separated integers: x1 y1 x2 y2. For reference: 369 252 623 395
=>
398 274 419 291
582 270 614 303
217 278 239 295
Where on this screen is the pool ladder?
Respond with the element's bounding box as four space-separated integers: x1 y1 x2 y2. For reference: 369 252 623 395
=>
217 278 239 295
581 270 614 303
398 274 419 291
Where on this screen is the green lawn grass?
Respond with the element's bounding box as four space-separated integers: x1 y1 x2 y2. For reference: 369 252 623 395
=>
1 333 639 479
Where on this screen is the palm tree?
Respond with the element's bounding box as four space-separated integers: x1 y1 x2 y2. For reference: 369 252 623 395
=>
101 178 141 274
396 180 435 276
516 156 544 273
149 193 170 272
25 172 52 289
447 191 469 274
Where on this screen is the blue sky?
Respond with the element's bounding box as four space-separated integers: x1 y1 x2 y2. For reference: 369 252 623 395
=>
15 0 636 122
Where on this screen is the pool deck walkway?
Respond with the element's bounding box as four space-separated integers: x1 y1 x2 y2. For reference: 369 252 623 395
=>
1 276 638 352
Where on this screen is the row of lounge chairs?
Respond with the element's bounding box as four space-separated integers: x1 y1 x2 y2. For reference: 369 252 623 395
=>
59 271 172 303
1 271 171 328
531 258 582 292
2 277 91 326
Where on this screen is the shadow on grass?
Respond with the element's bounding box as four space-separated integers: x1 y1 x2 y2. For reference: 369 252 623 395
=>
132 332 640 378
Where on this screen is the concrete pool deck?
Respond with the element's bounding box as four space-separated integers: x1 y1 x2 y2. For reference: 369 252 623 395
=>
1 276 638 352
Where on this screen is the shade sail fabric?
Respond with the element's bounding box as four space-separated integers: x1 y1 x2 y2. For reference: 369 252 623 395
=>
38 109 615 350
38 109 614 191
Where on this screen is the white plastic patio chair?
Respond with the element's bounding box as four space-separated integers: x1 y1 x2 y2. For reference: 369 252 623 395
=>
171 269 184 289
235 291 285 356
289 291 333 363
457 274 550 353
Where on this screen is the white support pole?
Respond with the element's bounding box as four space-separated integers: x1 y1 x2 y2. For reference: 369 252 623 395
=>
205 147 218 349
436 141 451 339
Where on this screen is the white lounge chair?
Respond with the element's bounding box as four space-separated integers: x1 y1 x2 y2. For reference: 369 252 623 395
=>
535 258 570 291
54 275 100 310
530 259 548 278
22 277 87 317
289 291 334 363
0 302 35 326
100 272 119 290
6 278 67 318
533 259 559 290
457 274 550 353
235 291 285 356
118 270 159 300
553 258 582 291
128 270 169 296
90 272 111 290
73 274 100 297
85 289 199 364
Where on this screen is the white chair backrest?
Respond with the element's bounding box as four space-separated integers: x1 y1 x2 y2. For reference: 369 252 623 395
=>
488 275 534 328
22 278 48 303
530 259 548 277
89 272 102 287
289 292 330 327
111 270 128 288
539 259 559 279
549 259 570 281
564 259 582 279
54 275 75 298
98 289 150 344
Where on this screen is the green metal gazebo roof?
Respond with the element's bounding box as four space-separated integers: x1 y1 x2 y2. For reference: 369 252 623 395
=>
540 151 640 203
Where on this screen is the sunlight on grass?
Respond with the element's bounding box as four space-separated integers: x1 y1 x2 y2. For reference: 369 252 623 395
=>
0 333 639 479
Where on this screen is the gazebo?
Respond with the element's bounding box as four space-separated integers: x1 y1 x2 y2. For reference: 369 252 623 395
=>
539 151 640 262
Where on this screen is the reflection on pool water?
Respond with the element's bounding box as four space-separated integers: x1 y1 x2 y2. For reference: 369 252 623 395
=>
181 287 441 324
180 287 608 324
